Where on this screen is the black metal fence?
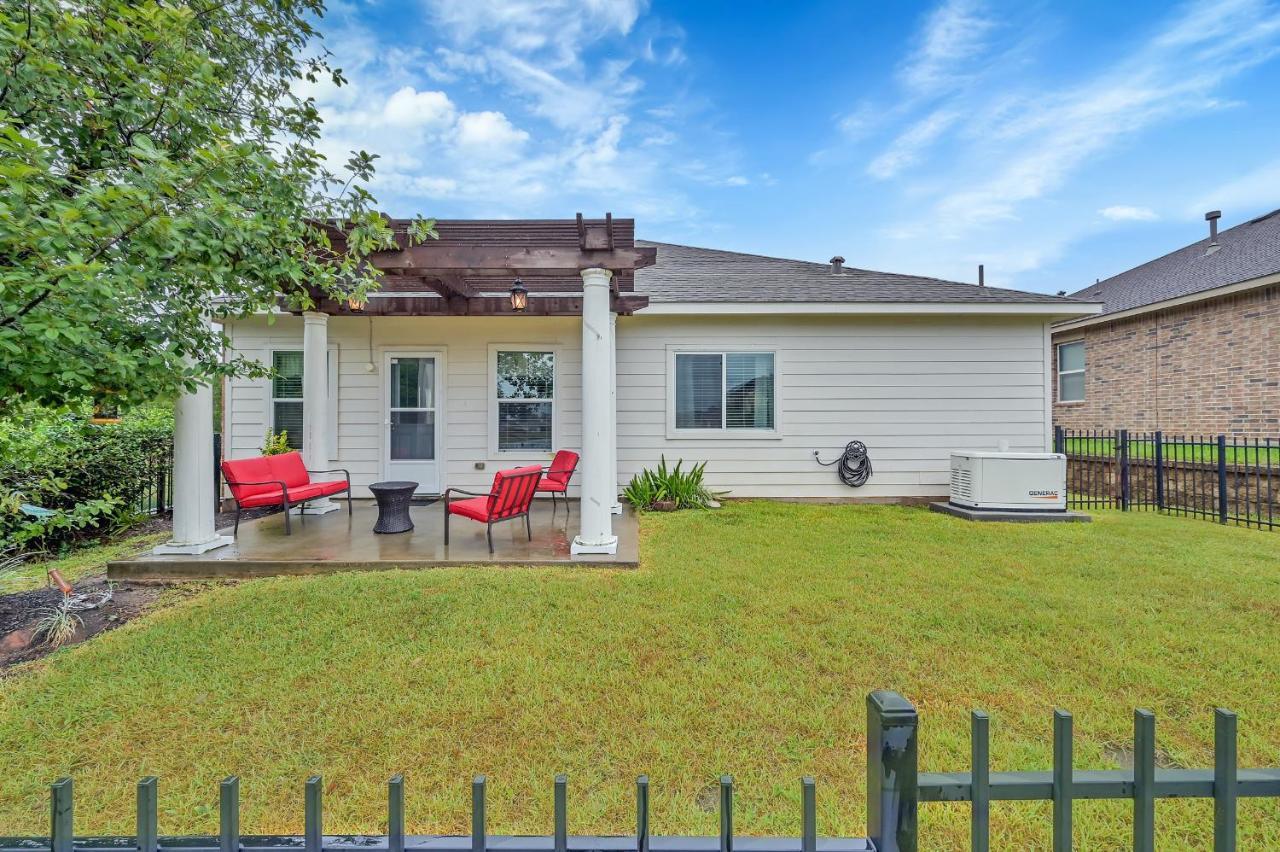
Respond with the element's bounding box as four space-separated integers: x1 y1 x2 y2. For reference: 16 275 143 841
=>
1055 428 1277 531
129 432 223 517
8 691 1279 852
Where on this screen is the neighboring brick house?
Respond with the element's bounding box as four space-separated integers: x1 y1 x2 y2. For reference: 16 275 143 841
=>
1051 208 1280 435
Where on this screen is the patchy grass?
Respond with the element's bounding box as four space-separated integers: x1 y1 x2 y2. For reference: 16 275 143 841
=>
1 531 167 593
0 505 1277 849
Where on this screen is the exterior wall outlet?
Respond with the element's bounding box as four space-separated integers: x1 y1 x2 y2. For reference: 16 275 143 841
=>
474 462 486 470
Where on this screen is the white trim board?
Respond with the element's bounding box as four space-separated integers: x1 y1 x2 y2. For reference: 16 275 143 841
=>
640 301 1103 317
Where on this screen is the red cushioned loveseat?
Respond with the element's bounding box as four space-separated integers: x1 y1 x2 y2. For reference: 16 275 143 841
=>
220 451 350 535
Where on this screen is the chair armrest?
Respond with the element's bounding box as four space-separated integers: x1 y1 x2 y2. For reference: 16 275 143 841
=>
225 478 289 491
306 468 351 489
443 487 493 508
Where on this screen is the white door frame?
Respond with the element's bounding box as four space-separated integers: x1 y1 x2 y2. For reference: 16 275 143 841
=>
381 348 447 494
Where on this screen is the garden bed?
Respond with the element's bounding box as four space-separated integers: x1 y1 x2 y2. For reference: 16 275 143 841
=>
0 579 163 669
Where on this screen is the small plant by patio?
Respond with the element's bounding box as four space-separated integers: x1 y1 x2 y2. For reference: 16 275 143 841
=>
622 457 719 510
32 594 82 648
261 430 292 455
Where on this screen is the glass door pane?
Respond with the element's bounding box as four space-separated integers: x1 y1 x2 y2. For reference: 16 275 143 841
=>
389 357 435 461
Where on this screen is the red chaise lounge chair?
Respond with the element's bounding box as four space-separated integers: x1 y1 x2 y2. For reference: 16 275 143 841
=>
221 451 351 535
444 465 542 553
537 449 580 514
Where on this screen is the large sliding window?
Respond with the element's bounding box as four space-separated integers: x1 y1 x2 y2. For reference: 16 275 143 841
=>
1057 340 1085 402
674 351 775 431
496 350 555 451
271 350 305 449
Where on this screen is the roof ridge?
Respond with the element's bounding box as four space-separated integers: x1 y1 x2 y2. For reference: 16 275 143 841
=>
639 239 1005 291
1071 206 1280 298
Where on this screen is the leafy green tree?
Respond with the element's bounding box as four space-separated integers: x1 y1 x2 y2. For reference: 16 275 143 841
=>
0 0 433 413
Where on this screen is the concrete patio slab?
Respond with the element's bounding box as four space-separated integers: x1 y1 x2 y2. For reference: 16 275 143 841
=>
108 499 638 581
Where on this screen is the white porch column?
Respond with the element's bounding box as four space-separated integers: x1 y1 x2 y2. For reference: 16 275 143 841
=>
572 267 618 555
299 310 339 514
608 311 622 514
153 375 231 555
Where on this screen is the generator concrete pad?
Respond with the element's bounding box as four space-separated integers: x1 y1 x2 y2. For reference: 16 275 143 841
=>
929 502 1092 523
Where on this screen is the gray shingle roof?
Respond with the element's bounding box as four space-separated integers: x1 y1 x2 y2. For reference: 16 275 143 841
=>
635 241 1086 305
1069 208 1280 316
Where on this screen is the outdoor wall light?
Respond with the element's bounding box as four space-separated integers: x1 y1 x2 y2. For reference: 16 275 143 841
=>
509 278 529 312
346 297 366 313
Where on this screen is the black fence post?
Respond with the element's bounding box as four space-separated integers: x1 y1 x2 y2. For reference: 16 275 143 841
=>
1119 429 1131 511
1154 431 1165 510
213 432 223 514
1054 425 1065 455
1217 434 1229 524
867 690 918 852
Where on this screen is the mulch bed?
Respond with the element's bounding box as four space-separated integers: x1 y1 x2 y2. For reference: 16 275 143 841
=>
0 507 266 671
0 579 163 670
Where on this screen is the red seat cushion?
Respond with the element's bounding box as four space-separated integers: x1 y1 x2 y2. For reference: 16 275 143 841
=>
447 496 492 522
540 450 579 490
312 479 349 498
267 452 311 489
234 483 326 508
536 478 568 493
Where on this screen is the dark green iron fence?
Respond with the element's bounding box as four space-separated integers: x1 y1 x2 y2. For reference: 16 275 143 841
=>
6 691 1278 852
1056 427 1277 531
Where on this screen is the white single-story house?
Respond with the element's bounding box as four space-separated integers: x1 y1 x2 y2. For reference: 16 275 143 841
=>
157 217 1100 559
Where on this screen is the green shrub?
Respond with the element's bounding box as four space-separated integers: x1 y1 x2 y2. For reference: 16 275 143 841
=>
0 404 174 551
622 456 722 511
261 429 292 455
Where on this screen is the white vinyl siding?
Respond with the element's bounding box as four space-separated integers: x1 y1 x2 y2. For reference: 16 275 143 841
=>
619 314 1052 499
1057 340 1085 402
224 312 1053 500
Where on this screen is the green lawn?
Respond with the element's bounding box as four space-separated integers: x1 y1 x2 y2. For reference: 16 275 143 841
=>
0 504 1278 849
1064 436 1280 466
1 531 167 593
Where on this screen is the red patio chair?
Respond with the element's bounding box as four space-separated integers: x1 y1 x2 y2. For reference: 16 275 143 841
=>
536 449 580 514
221 451 351 535
444 465 543 553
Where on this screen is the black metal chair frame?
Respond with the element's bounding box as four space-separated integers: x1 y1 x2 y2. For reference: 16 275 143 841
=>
223 468 351 535
442 471 540 553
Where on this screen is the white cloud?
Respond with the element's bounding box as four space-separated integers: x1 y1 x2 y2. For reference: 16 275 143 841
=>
864 0 1280 279
382 86 456 129
899 0 997 94
1099 205 1159 222
454 111 531 159
867 108 959 179
1190 157 1280 216
724 175 749 186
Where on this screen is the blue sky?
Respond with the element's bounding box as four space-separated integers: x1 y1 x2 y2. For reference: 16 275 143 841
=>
305 0 1280 294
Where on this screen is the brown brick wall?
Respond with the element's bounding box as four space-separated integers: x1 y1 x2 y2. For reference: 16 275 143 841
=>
1051 283 1280 435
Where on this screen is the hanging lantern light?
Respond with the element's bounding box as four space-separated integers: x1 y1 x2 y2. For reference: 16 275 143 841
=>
346 296 366 313
509 278 529 312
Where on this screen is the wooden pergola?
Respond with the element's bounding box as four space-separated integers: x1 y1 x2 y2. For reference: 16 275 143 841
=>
313 214 656 316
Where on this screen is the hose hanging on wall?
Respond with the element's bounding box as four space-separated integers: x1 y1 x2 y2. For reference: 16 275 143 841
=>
814 441 873 488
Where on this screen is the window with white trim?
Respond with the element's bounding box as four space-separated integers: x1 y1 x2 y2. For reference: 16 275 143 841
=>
1057 340 1085 402
270 349 339 451
675 352 775 430
271 351 305 449
496 350 554 451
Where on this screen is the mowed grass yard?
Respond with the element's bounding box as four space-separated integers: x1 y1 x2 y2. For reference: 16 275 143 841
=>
1 504 1278 849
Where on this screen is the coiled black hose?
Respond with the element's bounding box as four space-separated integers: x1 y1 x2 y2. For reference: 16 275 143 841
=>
814 441 873 488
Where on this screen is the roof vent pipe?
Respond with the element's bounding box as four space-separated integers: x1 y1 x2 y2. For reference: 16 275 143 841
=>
978 264 985 287
1206 210 1221 245
830 256 845 274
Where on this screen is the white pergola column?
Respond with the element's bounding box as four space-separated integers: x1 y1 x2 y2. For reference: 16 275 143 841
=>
153 375 232 555
608 311 622 514
298 310 339 514
572 267 619 555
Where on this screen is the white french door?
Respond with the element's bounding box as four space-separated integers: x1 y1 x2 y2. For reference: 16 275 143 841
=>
383 352 444 494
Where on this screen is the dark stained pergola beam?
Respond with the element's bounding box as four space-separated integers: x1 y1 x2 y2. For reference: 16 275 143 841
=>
314 292 649 317
366 245 657 276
